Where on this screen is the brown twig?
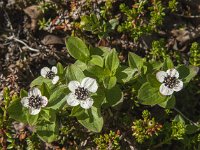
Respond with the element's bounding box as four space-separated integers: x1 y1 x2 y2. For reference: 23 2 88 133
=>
6 36 40 52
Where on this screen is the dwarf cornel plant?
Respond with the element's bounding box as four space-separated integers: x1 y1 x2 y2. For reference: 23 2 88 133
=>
6 36 199 144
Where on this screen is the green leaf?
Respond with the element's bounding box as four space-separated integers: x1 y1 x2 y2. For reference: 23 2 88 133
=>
142 65 148 74
176 65 190 79
163 56 174 70
40 83 50 98
40 109 57 122
105 49 119 72
86 65 109 80
138 82 168 105
89 55 104 67
185 125 199 134
177 65 199 84
158 95 176 109
74 60 88 71
105 85 123 107
147 74 160 88
109 18 119 30
20 89 28 98
184 66 199 84
65 64 85 83
92 88 106 107
150 61 163 70
57 62 64 75
71 106 88 118
103 76 117 89
30 76 53 88
80 15 91 31
66 37 90 62
26 113 39 125
80 14 99 32
7 99 28 123
116 66 138 83
77 106 103 132
90 46 109 56
128 52 144 71
7 144 13 149
36 120 59 143
173 115 185 124
47 85 69 110
97 47 111 56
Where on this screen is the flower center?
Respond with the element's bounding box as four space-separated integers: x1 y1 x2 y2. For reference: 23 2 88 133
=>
46 71 55 79
163 75 179 89
28 95 42 109
75 87 89 100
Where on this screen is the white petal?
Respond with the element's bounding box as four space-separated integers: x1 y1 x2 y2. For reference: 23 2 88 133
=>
29 107 41 115
21 97 29 108
167 69 179 78
159 84 174 96
28 88 41 97
81 77 98 93
41 67 50 78
40 96 48 107
52 76 59 84
156 71 167 83
173 80 183 92
31 88 41 97
51 66 57 74
28 89 32 97
80 98 94 109
68 81 80 92
66 93 80 106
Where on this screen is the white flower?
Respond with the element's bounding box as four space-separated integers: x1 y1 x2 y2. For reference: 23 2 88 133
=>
21 88 48 115
156 69 183 96
66 77 98 109
41 66 59 84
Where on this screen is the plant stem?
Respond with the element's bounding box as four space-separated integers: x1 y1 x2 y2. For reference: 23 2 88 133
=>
6 36 40 52
173 107 198 126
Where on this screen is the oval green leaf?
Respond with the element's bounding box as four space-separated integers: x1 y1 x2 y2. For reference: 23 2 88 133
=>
66 37 90 62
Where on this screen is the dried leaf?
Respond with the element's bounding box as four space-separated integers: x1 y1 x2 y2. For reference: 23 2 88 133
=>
41 35 65 45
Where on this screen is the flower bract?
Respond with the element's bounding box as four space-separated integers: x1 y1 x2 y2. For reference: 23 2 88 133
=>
66 77 98 109
156 69 183 96
21 88 48 115
41 66 59 84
